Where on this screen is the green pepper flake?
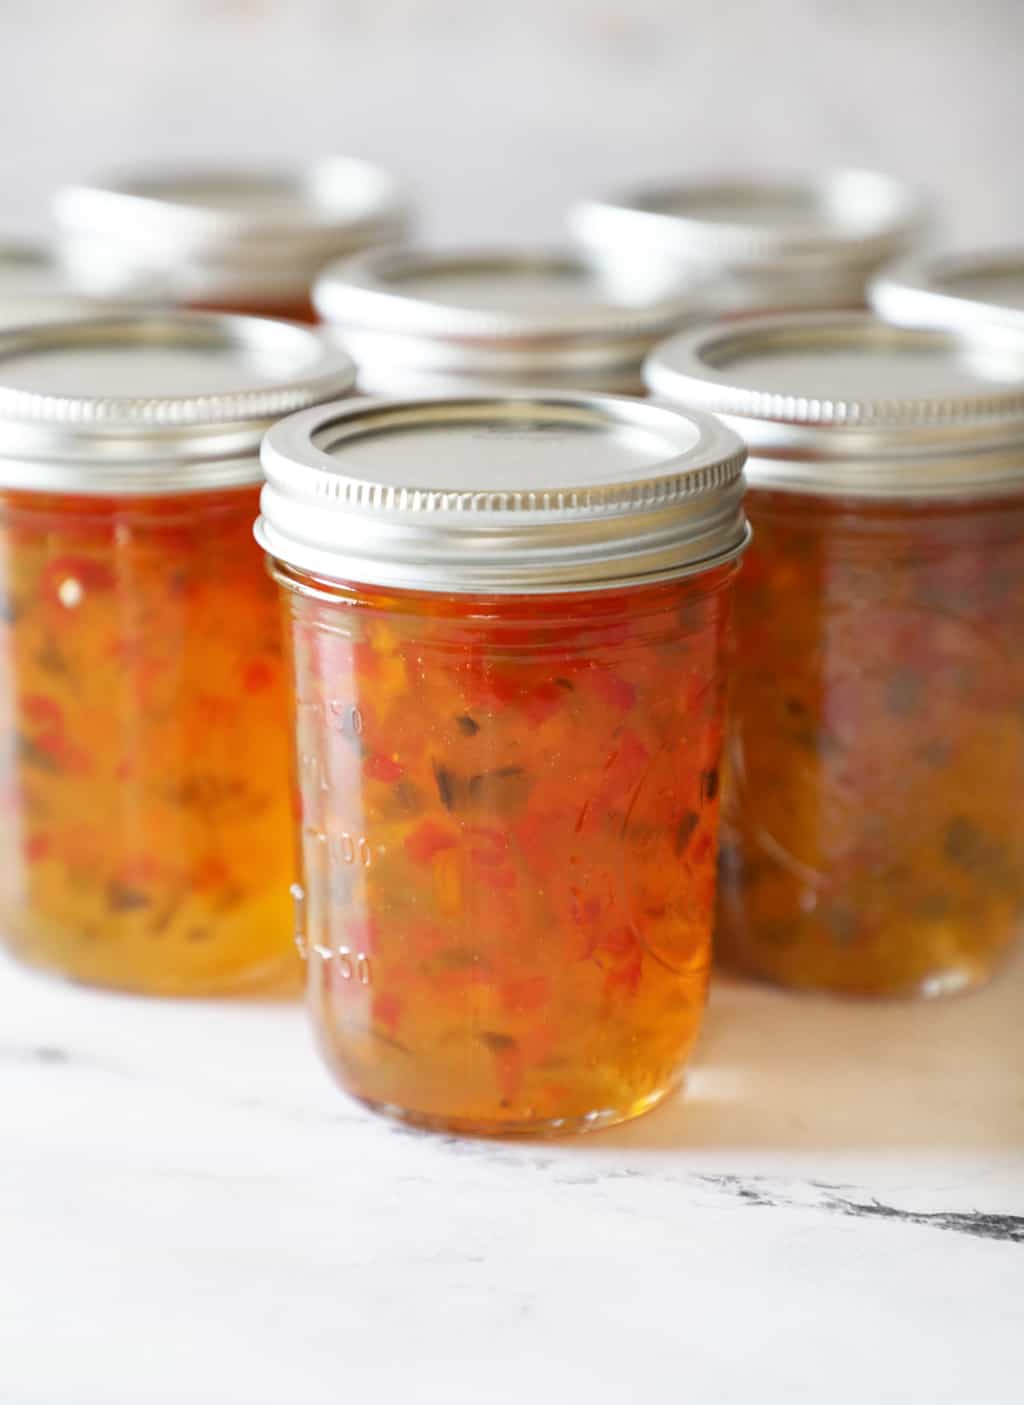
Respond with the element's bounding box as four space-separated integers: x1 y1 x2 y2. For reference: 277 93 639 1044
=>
885 668 922 717
479 1031 518 1053
943 815 1009 881
432 761 529 813
702 768 719 801
35 638 69 677
555 677 574 691
16 733 61 773
433 761 458 811
823 907 859 946
455 714 480 737
467 766 529 812
106 882 151 912
675 810 700 856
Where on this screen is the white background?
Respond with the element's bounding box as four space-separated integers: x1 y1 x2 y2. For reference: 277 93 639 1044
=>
3 0 1023 245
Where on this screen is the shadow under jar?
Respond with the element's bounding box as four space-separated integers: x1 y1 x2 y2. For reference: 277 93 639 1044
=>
53 158 409 322
313 245 703 395
257 393 749 1134
647 312 1024 998
0 312 354 994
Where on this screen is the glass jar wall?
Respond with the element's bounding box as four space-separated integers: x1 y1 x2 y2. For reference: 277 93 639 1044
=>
257 393 748 1133
716 489 1024 997
647 312 1024 998
0 312 354 994
873 247 1024 334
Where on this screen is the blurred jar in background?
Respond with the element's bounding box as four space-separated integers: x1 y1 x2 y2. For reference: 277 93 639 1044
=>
0 312 354 994
873 247 1024 333
258 391 748 1134
0 237 148 329
647 313 1024 999
53 158 410 323
313 246 703 394
573 169 926 314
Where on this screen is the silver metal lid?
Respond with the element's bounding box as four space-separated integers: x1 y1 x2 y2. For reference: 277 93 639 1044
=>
54 158 409 305
257 392 748 594
872 249 1024 334
0 237 138 329
645 312 1024 499
0 311 355 495
572 169 927 309
313 247 704 391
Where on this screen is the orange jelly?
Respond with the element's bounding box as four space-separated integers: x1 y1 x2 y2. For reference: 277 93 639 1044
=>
0 312 354 993
0 486 295 992
718 490 1024 996
259 392 748 1133
648 311 1024 998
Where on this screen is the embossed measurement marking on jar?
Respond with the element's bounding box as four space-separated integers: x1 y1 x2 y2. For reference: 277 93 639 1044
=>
312 945 372 984
289 882 373 982
327 699 363 736
303 824 374 868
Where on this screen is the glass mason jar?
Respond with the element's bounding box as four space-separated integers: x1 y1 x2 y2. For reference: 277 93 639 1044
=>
647 312 1024 998
572 169 927 315
53 158 409 322
873 247 1024 334
313 247 702 395
0 312 354 994
257 392 749 1134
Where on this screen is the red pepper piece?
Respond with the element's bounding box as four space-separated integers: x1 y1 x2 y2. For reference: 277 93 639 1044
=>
373 992 403 1036
22 694 64 730
590 668 637 712
40 556 117 603
242 659 276 693
364 753 403 783
520 681 566 726
24 834 51 863
499 975 549 1015
404 819 457 865
191 856 231 892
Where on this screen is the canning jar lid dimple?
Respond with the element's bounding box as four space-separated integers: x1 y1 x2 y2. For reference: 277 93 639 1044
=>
572 169 926 270
645 311 1024 498
0 311 356 494
312 246 706 390
53 158 410 303
257 392 748 593
872 249 1024 334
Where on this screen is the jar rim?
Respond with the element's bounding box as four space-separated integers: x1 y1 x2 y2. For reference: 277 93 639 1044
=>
0 311 355 494
646 311 1024 499
257 391 749 593
872 247 1024 335
571 168 927 272
53 157 410 301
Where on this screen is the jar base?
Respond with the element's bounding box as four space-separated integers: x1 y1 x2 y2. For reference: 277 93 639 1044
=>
349 1078 682 1139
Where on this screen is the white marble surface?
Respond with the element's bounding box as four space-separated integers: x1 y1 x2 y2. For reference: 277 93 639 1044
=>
2 947 1022 1404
